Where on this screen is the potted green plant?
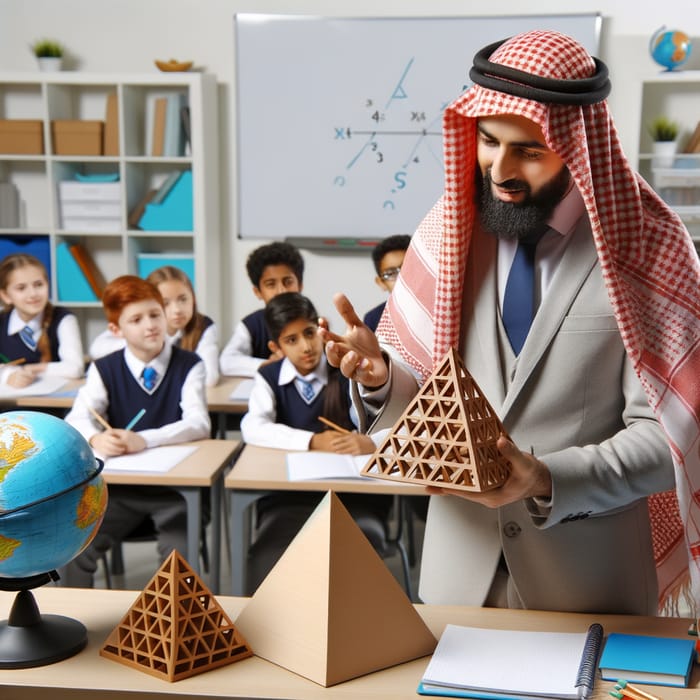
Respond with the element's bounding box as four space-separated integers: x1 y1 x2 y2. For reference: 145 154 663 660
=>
649 116 679 168
30 39 64 71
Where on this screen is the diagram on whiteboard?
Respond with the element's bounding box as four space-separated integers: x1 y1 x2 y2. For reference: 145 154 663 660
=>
332 57 450 214
235 14 599 240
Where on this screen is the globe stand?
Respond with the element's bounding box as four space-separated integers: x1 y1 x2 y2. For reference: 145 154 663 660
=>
0 570 87 668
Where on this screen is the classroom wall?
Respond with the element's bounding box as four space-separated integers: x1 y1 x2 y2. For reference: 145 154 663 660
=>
1 0 699 339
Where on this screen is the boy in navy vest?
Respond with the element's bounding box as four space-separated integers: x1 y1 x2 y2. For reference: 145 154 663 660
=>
241 291 391 593
61 275 210 587
219 241 304 377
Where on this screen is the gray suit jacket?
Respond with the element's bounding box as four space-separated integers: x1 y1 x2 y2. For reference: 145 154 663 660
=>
362 220 674 614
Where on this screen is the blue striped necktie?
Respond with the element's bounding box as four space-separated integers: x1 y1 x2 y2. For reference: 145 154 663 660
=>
502 228 547 355
298 378 315 402
19 325 37 351
141 366 158 391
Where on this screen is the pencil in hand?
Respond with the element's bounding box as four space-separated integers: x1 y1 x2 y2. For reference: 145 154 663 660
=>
318 416 352 434
88 406 113 431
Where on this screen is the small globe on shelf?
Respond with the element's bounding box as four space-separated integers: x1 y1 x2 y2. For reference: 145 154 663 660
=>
0 411 107 668
649 26 692 71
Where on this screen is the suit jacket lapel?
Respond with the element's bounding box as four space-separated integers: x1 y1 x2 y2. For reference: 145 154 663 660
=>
501 218 599 420
466 227 506 410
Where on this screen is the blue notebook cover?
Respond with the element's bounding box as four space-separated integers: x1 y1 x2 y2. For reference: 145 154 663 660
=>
598 633 696 687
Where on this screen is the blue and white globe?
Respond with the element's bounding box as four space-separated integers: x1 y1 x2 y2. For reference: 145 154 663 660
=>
0 411 107 579
650 27 692 71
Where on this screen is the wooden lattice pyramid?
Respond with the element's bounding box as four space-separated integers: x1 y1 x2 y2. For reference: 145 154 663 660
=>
361 347 511 492
99 550 253 681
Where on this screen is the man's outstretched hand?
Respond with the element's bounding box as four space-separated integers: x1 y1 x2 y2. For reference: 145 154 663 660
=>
320 292 389 388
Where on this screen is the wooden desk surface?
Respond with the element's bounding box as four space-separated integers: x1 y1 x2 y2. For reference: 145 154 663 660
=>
2 375 248 413
225 443 428 495
206 375 250 413
100 439 239 487
0 586 696 699
8 378 84 409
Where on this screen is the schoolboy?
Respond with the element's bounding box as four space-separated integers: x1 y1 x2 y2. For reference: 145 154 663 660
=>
219 241 304 377
362 234 411 332
240 291 390 593
60 275 210 587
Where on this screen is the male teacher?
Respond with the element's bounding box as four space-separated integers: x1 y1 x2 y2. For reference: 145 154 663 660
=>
322 30 700 615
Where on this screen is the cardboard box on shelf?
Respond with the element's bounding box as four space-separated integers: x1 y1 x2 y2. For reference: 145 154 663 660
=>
0 119 44 154
51 120 104 156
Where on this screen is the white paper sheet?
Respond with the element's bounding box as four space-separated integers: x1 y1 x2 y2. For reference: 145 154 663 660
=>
286 451 373 481
0 376 67 398
101 444 198 474
229 378 254 401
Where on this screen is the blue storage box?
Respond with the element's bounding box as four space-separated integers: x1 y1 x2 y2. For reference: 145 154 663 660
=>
137 253 195 285
0 236 51 286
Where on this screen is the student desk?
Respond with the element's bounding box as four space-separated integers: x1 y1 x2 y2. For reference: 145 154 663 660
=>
0 378 84 410
101 439 239 594
206 375 251 437
224 444 427 596
0 586 696 699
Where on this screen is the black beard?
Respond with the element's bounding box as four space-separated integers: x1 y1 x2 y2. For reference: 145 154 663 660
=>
477 166 571 241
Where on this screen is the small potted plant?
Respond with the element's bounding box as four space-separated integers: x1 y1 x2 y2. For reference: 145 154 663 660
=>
30 39 64 72
648 116 679 168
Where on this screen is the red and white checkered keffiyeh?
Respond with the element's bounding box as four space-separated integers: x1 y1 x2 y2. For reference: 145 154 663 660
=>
378 30 700 613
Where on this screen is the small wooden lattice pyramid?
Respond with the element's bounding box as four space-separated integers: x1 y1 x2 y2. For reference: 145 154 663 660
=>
99 550 253 681
361 347 511 492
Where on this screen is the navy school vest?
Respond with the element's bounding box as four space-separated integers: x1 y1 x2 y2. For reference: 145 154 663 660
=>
258 359 353 433
242 308 271 360
94 345 200 429
0 306 71 363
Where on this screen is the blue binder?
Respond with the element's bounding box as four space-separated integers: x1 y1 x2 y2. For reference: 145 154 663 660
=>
56 242 97 302
138 170 193 231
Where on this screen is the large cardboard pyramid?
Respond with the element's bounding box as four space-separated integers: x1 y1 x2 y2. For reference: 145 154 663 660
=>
362 347 511 492
234 492 436 687
100 550 253 681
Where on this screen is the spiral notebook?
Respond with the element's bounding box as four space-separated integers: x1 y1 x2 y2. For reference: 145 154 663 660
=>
418 623 604 700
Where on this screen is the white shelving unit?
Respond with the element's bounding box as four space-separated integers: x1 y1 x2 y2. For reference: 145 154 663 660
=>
637 71 700 249
0 71 220 345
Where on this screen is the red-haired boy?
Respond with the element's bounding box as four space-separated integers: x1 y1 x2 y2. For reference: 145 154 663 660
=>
61 275 210 587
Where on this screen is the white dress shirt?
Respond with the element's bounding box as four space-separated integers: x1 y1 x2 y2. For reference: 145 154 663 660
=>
66 342 210 448
0 307 84 385
241 357 329 450
219 320 266 378
89 322 220 386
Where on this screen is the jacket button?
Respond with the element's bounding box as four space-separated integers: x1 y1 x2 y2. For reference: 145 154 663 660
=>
503 521 521 537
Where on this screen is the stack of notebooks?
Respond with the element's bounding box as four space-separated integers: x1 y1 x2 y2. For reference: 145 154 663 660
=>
418 625 697 699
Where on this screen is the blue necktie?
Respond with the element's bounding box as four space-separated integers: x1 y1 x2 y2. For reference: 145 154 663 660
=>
298 378 315 402
502 229 547 355
141 366 158 391
19 325 37 351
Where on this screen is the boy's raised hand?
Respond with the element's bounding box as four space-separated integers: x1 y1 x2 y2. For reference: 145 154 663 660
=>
320 292 388 388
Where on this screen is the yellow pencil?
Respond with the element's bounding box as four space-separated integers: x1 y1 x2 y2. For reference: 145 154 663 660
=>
88 406 113 431
615 681 662 700
318 416 352 434
5 357 26 366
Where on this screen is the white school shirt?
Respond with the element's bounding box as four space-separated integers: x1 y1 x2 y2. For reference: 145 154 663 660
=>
65 342 210 448
240 356 329 451
89 323 220 386
219 320 265 378
0 308 84 385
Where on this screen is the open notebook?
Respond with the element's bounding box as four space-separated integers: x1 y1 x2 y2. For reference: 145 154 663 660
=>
418 623 603 700
285 451 373 481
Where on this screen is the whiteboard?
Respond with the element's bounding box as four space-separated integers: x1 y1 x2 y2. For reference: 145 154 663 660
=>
234 14 601 240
